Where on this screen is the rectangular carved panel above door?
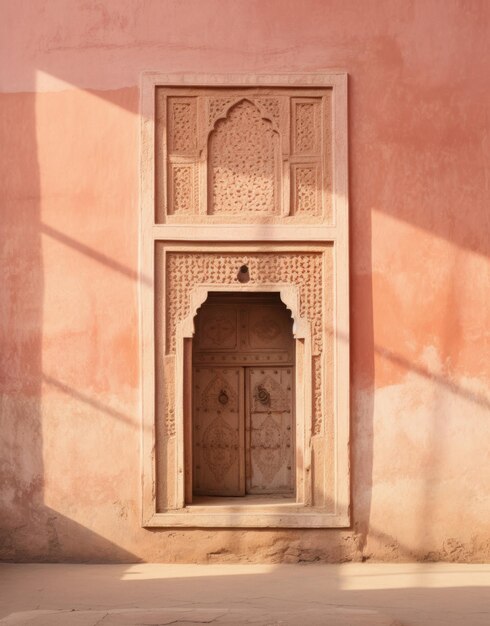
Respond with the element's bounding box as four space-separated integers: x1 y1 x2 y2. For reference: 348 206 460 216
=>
156 87 333 224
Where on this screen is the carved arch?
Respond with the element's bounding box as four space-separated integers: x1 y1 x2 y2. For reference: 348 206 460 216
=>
207 99 281 215
174 283 312 509
208 97 280 130
178 284 309 341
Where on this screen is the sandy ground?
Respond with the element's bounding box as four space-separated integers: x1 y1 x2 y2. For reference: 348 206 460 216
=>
0 563 488 625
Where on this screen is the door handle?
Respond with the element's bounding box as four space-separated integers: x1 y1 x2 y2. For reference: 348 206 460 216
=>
218 389 229 405
256 385 270 406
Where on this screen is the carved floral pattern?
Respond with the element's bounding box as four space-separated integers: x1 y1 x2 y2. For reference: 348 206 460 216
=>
294 102 318 153
202 416 237 483
201 373 238 412
159 90 332 221
164 251 326 434
251 414 287 483
165 252 322 354
170 165 193 213
200 311 236 346
208 100 279 214
312 355 322 435
252 316 281 342
257 97 280 127
169 99 196 153
295 166 320 215
164 368 176 438
207 97 237 127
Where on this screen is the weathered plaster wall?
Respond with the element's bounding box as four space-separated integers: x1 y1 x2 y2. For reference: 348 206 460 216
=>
1 0 489 562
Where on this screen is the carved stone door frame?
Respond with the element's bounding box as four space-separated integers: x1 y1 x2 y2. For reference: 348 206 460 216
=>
176 284 311 508
140 73 350 528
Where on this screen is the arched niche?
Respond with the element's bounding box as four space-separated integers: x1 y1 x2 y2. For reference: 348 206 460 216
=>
207 99 281 215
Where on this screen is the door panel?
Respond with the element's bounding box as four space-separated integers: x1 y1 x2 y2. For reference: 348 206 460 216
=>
246 368 294 495
192 367 245 496
192 294 296 498
193 294 295 368
248 304 295 351
195 305 238 351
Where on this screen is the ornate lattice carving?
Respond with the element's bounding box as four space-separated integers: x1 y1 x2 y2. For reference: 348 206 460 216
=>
294 101 320 154
157 89 333 222
312 355 322 436
164 251 325 431
208 97 237 127
294 165 320 215
166 253 322 353
208 100 279 214
208 95 280 137
163 361 176 437
169 165 194 214
257 97 280 127
168 98 197 153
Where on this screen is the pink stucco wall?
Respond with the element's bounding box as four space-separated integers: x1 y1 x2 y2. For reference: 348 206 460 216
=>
1 0 489 562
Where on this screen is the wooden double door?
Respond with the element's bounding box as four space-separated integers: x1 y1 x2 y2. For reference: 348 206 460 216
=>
192 293 295 497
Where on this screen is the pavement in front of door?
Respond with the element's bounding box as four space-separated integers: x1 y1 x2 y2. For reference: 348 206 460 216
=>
0 563 489 626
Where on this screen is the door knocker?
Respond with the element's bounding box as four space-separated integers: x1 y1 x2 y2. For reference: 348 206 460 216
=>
256 385 271 406
218 389 229 405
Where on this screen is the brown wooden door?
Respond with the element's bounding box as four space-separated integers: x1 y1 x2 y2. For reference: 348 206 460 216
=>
246 368 294 494
192 367 245 496
192 293 295 497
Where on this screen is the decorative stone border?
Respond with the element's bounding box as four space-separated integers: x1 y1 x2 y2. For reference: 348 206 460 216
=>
140 73 349 528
